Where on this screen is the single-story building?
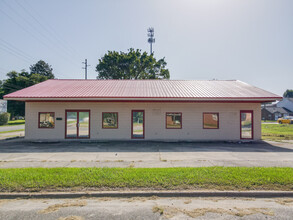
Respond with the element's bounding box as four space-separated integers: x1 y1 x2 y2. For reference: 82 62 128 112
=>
261 105 292 121
277 98 293 112
4 79 281 141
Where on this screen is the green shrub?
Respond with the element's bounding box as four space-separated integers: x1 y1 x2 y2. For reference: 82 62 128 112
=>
0 112 10 125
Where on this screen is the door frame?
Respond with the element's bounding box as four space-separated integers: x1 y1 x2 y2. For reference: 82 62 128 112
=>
65 110 90 139
240 110 253 140
131 110 145 139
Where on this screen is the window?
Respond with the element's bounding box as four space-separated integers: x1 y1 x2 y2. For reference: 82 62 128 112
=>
132 110 144 139
240 110 253 139
102 112 118 129
39 112 55 128
203 113 219 129
166 112 182 129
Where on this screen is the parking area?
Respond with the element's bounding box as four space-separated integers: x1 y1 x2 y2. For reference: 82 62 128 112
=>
0 139 293 168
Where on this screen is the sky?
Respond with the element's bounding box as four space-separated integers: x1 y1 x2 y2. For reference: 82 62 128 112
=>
0 0 292 96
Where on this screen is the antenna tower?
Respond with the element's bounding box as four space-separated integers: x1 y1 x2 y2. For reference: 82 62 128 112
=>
147 27 155 54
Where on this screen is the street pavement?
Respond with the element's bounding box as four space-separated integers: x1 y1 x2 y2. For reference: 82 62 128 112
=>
0 197 292 219
0 124 24 132
0 139 293 168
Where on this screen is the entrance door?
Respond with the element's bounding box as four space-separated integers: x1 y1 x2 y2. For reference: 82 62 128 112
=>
131 110 144 139
240 110 253 139
66 110 90 139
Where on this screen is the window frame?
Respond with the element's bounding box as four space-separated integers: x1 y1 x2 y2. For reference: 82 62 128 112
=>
131 110 145 139
203 112 219 129
102 112 119 129
165 112 182 129
240 110 254 140
38 112 55 129
65 110 91 139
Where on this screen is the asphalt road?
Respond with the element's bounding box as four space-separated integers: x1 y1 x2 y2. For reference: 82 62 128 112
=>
0 124 24 132
0 197 292 220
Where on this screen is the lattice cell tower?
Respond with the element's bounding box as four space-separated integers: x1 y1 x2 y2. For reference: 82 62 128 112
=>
147 27 155 54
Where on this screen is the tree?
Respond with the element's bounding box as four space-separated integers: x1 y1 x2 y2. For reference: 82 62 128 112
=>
0 60 55 117
1 70 49 117
96 48 170 79
283 89 293 98
30 60 54 79
0 80 4 99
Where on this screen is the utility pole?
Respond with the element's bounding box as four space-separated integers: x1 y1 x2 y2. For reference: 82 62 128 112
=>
147 27 155 54
82 59 90 79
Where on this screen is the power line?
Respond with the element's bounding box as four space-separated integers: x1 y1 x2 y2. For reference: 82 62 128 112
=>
0 38 35 61
0 6 54 53
20 0 78 56
0 1 86 80
0 45 33 64
14 0 79 59
0 0 81 74
2 0 74 60
0 40 35 63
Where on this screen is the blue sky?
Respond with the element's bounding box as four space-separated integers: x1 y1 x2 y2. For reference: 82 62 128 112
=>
0 0 292 96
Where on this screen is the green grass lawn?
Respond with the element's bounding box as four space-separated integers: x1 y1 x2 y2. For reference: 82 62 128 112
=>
0 167 292 192
262 124 293 141
0 120 25 127
261 120 277 123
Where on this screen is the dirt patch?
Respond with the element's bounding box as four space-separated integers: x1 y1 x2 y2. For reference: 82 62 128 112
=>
129 162 135 168
0 200 11 207
274 198 293 206
198 197 256 203
39 200 87 214
58 216 84 220
184 200 191 204
124 196 159 203
152 206 274 218
93 197 113 202
152 206 164 215
92 196 159 203
233 208 274 217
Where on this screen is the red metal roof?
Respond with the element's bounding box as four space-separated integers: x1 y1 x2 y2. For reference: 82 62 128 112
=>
3 79 281 102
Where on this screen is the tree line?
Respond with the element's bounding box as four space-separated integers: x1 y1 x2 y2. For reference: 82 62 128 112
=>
0 60 54 117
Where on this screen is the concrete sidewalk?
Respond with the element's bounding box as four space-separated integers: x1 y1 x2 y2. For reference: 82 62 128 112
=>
1 196 292 220
0 139 293 168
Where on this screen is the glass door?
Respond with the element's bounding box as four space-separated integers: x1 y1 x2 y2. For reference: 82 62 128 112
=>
78 111 90 138
66 110 90 139
240 110 253 139
131 110 144 139
66 111 77 138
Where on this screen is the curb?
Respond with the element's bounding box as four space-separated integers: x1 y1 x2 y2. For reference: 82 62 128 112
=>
1 191 293 199
0 136 24 141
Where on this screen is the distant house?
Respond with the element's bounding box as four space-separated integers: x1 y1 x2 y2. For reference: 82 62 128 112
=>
0 99 7 113
4 79 281 141
261 105 292 121
277 98 293 112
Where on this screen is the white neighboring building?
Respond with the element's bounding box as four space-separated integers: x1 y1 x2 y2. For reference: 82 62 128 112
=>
277 98 293 112
0 99 7 113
